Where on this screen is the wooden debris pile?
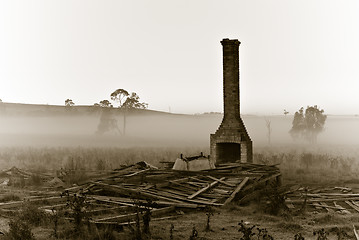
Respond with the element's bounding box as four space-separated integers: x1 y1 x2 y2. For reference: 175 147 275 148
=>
0 162 281 227
0 167 53 187
61 162 280 226
285 186 359 214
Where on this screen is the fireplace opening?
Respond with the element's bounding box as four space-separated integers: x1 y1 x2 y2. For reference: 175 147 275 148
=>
216 143 241 163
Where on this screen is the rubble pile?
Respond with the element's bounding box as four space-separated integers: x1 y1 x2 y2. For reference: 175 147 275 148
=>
0 162 281 227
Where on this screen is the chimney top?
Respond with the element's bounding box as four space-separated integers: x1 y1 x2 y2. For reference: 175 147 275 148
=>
221 38 241 45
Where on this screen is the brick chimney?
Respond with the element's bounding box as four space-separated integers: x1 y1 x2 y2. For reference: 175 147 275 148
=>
210 39 253 164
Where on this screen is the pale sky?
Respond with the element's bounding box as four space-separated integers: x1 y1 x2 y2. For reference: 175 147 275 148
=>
1 0 358 115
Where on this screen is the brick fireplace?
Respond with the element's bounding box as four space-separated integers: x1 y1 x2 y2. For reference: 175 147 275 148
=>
210 39 253 164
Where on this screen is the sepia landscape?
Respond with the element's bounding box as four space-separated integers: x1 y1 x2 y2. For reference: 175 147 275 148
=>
1 1 359 239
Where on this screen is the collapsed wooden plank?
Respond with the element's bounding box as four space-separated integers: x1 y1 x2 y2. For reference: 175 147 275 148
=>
187 182 205 188
310 203 342 211
287 197 359 203
94 206 175 223
124 169 150 177
0 196 64 209
166 189 199 199
144 189 223 206
90 195 201 208
88 206 132 215
92 181 183 204
345 201 359 213
351 200 359 208
92 198 145 208
64 183 92 193
334 187 351 193
319 202 334 213
246 164 279 173
333 201 351 214
151 178 193 189
189 176 210 183
188 177 226 199
211 188 231 195
39 203 68 210
92 216 177 227
223 177 249 206
308 193 359 197
167 182 198 192
242 173 281 193
354 225 359 240
206 175 235 187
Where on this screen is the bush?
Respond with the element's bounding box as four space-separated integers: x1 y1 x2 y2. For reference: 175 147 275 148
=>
91 227 119 240
261 184 288 215
6 219 35 240
18 203 50 226
30 174 43 186
238 220 274 240
313 228 328 240
0 193 21 203
62 190 91 232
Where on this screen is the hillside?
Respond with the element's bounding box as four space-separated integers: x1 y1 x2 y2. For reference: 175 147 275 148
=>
0 102 172 117
0 102 358 148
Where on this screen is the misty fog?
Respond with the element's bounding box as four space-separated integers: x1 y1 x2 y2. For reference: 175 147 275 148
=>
0 104 358 149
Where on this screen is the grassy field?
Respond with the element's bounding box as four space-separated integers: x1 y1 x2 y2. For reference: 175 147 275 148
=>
0 143 358 239
1 104 359 239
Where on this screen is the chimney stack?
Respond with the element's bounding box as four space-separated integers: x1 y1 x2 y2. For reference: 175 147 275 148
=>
222 39 240 122
210 38 252 164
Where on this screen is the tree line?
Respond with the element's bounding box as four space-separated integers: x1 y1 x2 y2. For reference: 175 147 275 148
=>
65 89 148 136
64 89 147 110
289 105 327 143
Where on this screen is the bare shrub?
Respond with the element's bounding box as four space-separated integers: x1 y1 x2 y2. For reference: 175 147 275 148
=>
6 219 35 240
0 193 21 202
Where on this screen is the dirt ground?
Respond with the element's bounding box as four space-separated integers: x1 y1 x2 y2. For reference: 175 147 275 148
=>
1 172 359 239
37 196 359 240
3 203 354 240
0 186 358 240
122 203 358 240
117 180 359 240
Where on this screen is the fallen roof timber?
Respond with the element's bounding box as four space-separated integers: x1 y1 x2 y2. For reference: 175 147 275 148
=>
223 177 250 206
0 196 65 209
93 206 175 223
188 177 226 199
75 162 281 208
1 162 281 227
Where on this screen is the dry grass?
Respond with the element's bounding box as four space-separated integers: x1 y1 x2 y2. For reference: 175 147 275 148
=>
0 144 358 239
0 146 207 171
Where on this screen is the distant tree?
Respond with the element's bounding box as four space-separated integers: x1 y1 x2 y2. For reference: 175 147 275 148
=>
110 89 129 107
96 107 121 135
289 105 327 143
65 99 75 112
91 103 101 113
94 100 117 134
99 100 113 108
110 89 148 135
265 118 272 145
122 92 148 109
65 99 74 107
284 109 289 116
0 98 4 114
